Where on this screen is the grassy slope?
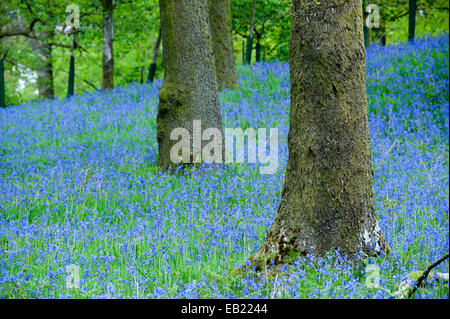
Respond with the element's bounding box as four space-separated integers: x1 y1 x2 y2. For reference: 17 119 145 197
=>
0 34 448 298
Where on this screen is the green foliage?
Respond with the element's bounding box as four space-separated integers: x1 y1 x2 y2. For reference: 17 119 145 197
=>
0 0 448 104
231 0 292 62
367 0 449 44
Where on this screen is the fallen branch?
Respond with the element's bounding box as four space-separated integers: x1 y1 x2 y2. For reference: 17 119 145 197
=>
407 253 449 299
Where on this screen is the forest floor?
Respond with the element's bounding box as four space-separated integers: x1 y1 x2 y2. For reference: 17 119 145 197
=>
0 34 448 298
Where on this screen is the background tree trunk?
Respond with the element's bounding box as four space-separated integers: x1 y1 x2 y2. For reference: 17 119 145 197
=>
67 35 75 97
380 28 387 45
242 37 246 64
101 0 114 90
363 0 370 47
255 37 261 62
408 0 417 42
208 0 238 90
67 54 75 96
0 58 5 108
250 0 388 270
157 0 223 171
245 0 256 64
29 37 54 99
148 27 161 83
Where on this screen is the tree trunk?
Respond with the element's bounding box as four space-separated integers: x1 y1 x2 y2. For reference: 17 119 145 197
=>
157 0 223 171
148 27 161 83
408 0 417 42
208 0 238 90
245 0 256 64
67 35 75 97
101 0 114 90
29 37 54 99
0 58 5 108
67 54 75 96
363 1 370 47
249 0 388 271
380 28 386 46
255 37 261 62
242 37 246 64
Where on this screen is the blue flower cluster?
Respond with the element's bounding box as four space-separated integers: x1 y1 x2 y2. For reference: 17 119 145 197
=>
0 34 448 298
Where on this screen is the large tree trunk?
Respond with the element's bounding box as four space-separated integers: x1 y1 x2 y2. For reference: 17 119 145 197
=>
208 0 238 90
408 0 417 42
101 0 114 90
157 0 223 171
245 0 256 64
29 37 54 99
249 0 388 271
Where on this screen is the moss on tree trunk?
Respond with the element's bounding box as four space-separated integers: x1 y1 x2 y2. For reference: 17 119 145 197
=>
157 0 223 171
208 0 238 90
249 0 388 271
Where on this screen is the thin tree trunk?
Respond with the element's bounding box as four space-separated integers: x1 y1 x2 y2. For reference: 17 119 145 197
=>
408 0 417 42
29 37 54 99
101 0 114 90
208 0 238 90
148 27 161 83
157 0 223 171
67 36 75 97
363 0 370 47
242 37 246 64
380 28 386 45
245 0 256 64
67 55 75 96
255 36 261 62
0 58 5 108
249 0 388 270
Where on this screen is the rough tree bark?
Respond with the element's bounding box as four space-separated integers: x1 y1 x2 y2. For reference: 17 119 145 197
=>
245 0 256 64
101 0 115 90
148 27 161 83
157 0 223 171
208 0 238 90
249 0 388 271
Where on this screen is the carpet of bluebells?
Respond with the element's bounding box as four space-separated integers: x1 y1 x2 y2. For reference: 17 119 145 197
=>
0 34 448 299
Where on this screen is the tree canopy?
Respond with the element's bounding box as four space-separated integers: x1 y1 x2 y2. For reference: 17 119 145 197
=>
0 0 448 105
